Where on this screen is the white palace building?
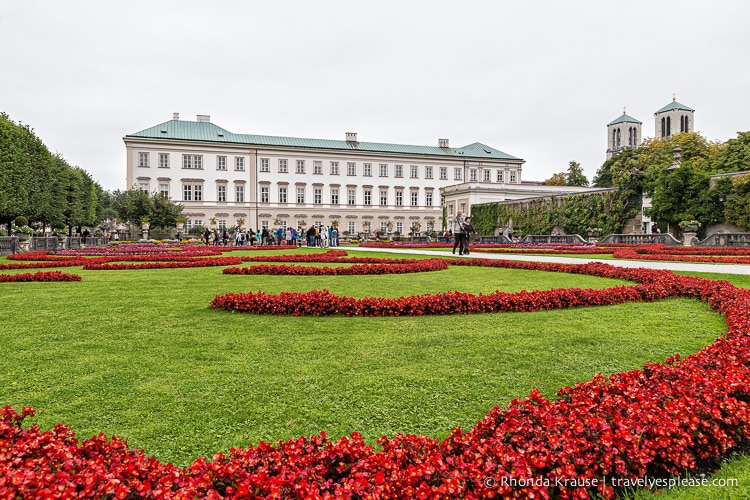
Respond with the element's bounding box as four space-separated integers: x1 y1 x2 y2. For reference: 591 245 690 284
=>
124 113 531 235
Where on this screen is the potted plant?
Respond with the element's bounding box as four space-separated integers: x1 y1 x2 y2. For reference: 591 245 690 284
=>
236 217 245 228
175 215 186 231
386 220 394 233
678 219 701 232
140 217 150 231
587 226 602 238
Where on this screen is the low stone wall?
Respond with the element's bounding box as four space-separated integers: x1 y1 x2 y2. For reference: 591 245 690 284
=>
696 233 750 247
600 234 682 246
0 237 22 255
520 234 588 245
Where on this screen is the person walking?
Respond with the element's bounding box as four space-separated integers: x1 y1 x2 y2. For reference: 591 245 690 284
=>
462 217 476 255
452 211 466 255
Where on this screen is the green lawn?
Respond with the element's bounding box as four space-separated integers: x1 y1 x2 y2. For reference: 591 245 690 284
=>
619 270 750 500
0 249 734 483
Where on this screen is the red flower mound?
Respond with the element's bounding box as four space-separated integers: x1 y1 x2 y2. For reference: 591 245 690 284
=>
85 256 244 270
3 243 302 271
5 260 750 497
0 271 81 282
223 258 448 276
211 259 685 316
612 245 750 264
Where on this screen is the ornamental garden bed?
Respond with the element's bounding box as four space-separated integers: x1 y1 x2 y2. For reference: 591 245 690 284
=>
1 243 749 498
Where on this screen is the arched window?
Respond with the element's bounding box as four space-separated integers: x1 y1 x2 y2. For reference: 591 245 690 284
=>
616 128 621 148
666 116 671 137
661 117 666 138
612 129 617 149
684 116 689 132
633 128 637 145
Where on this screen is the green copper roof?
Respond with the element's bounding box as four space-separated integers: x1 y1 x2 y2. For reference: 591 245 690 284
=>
655 100 694 114
607 113 641 126
126 119 522 161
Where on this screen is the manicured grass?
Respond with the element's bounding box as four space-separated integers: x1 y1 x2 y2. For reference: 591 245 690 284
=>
0 250 728 470
623 270 750 499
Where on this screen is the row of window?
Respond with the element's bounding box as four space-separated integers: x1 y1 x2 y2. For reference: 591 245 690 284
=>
138 152 245 171
260 159 438 179
611 127 639 149
140 182 437 206
137 153 519 183
260 186 435 207
260 159 517 182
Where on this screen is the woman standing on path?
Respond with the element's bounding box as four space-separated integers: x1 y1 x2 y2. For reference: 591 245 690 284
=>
452 211 466 255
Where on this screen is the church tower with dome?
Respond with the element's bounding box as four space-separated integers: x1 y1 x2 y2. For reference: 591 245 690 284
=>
654 95 694 139
606 109 642 159
606 96 695 158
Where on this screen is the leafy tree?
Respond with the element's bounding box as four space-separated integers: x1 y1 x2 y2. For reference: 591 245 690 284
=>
724 173 750 230
149 192 183 229
0 113 34 233
648 162 711 233
63 168 87 234
112 188 183 228
1 113 104 235
114 188 153 225
710 131 750 174
566 161 589 187
30 155 70 231
542 172 567 186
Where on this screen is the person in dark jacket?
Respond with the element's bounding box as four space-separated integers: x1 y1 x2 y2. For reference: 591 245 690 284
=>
452 212 465 255
462 217 476 255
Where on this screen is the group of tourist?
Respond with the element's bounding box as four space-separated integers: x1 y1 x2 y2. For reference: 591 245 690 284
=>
451 212 476 255
198 225 340 248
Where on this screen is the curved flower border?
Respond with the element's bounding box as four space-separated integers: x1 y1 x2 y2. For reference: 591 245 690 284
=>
223 258 447 277
3 255 750 498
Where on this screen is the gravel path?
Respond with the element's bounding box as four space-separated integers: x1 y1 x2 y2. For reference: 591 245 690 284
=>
348 246 750 275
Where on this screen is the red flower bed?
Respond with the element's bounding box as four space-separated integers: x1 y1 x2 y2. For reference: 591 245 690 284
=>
3 244 311 271
84 256 244 270
224 258 448 276
211 259 682 316
0 271 81 282
612 246 750 264
5 256 750 498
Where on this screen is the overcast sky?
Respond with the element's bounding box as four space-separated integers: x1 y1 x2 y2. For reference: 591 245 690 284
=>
2 0 749 191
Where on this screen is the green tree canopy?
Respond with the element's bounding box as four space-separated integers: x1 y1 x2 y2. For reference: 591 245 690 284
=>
566 161 589 186
1 113 103 234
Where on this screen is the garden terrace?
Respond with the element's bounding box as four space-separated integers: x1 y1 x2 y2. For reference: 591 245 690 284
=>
1 244 749 498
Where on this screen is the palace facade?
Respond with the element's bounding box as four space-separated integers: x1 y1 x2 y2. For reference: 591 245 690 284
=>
124 113 525 235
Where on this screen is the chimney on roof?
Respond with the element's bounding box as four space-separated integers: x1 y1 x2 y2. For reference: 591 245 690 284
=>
346 132 357 142
173 112 180 120
197 114 211 123
438 138 449 148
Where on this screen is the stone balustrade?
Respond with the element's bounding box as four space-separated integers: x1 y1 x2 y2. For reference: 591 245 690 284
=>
599 234 682 246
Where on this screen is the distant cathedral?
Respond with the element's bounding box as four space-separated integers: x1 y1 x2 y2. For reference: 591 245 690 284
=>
606 96 695 159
